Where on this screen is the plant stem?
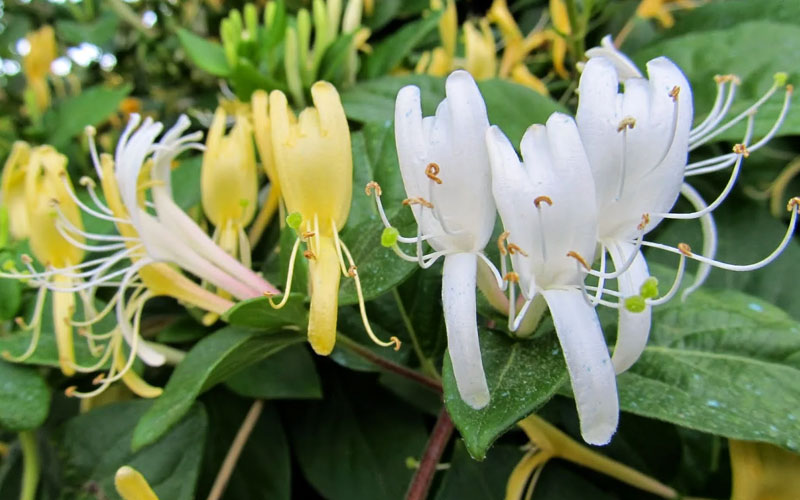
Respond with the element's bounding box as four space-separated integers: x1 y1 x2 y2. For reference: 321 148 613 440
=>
18 431 39 500
207 400 264 500
564 0 585 64
391 289 440 379
336 334 442 393
405 408 454 500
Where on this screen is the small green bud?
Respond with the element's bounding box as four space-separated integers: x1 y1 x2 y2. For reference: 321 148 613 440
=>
239 198 250 208
774 72 788 87
640 277 659 299
286 212 303 229
381 227 399 248
624 295 646 313
244 3 258 41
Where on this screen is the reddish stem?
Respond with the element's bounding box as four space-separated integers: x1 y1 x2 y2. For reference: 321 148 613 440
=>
405 408 454 500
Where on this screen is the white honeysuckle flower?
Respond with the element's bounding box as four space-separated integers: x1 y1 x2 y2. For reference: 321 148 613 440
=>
371 70 496 409
576 39 796 375
486 114 618 446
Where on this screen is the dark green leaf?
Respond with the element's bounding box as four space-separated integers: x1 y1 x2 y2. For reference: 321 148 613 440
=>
434 443 522 500
285 369 428 500
60 401 206 500
56 12 120 47
668 0 800 38
177 28 231 77
443 329 568 459
318 32 356 83
0 276 22 321
131 326 302 450
0 360 50 431
363 10 443 78
634 21 800 141
46 85 132 148
222 294 307 329
341 74 445 124
225 343 322 400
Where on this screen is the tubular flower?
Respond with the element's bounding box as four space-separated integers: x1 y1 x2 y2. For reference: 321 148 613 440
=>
635 0 696 29
486 114 617 445
268 81 398 356
115 466 159 500
22 25 57 112
371 70 495 409
463 19 497 80
548 0 571 78
1 142 33 239
201 107 258 266
576 38 795 375
250 90 282 247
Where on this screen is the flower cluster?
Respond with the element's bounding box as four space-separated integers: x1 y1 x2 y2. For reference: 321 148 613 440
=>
371 41 794 444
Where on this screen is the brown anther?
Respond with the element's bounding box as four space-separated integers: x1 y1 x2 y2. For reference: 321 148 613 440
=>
669 86 680 102
714 74 740 85
534 195 553 208
402 197 434 208
92 373 105 385
78 328 88 337
425 163 443 184
787 84 795 94
678 243 693 256
390 336 402 351
507 243 528 257
20 254 32 264
48 198 60 208
303 250 316 260
497 231 510 256
65 386 77 397
732 143 751 158
302 231 315 239
262 291 275 297
566 251 591 271
365 181 382 196
14 317 25 327
503 271 520 283
638 213 651 231
617 116 636 132
347 265 357 277
787 197 800 212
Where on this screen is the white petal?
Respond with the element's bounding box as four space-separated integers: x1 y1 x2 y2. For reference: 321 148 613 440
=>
442 253 490 409
543 288 618 445
607 242 651 374
585 35 643 80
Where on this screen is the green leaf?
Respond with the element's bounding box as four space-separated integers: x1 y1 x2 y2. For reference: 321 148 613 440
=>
285 369 428 500
668 0 800 38
633 21 800 141
60 401 207 500
225 343 322 400
56 11 120 47
46 85 132 148
434 443 522 500
363 10 442 78
616 285 800 452
177 28 231 77
443 329 568 460
318 32 356 83
0 360 50 431
0 276 21 321
131 327 302 450
222 294 307 329
341 74 445 124
198 391 290 500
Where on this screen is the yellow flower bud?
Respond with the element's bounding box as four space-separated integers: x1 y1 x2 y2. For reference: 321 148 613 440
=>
201 107 258 231
23 25 57 111
730 440 800 500
463 19 497 80
114 466 159 500
1 141 33 239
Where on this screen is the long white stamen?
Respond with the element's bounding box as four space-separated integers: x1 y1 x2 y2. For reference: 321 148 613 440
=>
648 254 687 306
586 233 644 279
83 179 116 216
62 176 127 223
367 183 430 244
645 90 682 176
2 285 47 362
592 245 607 305
55 223 129 252
85 126 105 179
679 183 718 300
509 296 535 332
685 154 738 175
690 77 738 141
476 252 507 291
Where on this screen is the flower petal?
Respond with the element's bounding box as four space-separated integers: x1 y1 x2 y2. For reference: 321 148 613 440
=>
607 242 651 374
442 252 490 409
542 288 618 445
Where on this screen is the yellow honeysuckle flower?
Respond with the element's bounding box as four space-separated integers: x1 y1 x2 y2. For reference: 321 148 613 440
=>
463 19 497 80
250 90 283 247
1 141 33 239
729 440 800 500
549 0 571 78
201 107 258 266
636 0 696 28
115 466 159 500
22 25 57 112
268 81 398 355
506 414 677 500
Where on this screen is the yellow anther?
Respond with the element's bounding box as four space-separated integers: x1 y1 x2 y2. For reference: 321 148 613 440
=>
534 195 553 208
365 181 382 196
678 243 693 256
638 213 651 231
347 264 357 277
787 197 800 212
733 143 751 158
402 197 434 208
787 84 795 94
85 125 97 136
263 290 275 297
507 243 528 257
617 117 636 132
78 176 96 188
390 336 402 351
303 250 316 260
302 231 316 239
426 162 443 184
14 317 25 327
669 86 680 102
714 74 740 85
65 386 77 397
503 271 520 283
497 231 510 256
566 250 590 271
20 254 32 265
92 373 105 385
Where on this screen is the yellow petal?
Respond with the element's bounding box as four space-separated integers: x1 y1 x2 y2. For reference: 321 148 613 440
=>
115 466 159 500
23 26 56 82
438 0 458 60
115 343 163 399
505 450 549 500
52 274 76 377
488 0 522 42
251 90 280 184
464 19 497 80
307 235 341 355
510 64 549 95
1 141 32 239
549 0 571 34
730 440 800 500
